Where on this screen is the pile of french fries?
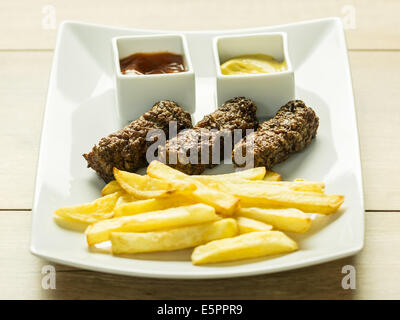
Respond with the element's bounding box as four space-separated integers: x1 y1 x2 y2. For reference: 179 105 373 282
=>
54 160 344 265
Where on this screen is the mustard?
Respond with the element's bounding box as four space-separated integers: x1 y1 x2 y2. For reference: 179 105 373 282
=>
220 54 287 75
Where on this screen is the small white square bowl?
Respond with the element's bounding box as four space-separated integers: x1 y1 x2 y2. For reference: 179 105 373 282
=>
112 34 195 123
213 32 295 118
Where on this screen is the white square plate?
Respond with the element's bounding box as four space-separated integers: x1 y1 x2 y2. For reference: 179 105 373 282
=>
31 18 364 279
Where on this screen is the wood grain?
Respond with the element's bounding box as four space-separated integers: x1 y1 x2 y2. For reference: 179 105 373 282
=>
0 0 399 50
0 52 51 209
351 52 400 210
0 51 399 210
1 211 399 300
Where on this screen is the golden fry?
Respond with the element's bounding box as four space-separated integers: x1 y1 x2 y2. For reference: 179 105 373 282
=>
237 207 311 233
111 218 237 254
191 185 239 216
101 180 123 196
243 180 325 193
53 215 92 232
236 216 273 234
193 167 266 182
114 196 194 217
212 181 343 214
147 161 239 216
115 193 136 208
85 203 219 246
191 231 298 265
263 170 282 181
209 179 324 193
113 168 196 199
53 192 119 225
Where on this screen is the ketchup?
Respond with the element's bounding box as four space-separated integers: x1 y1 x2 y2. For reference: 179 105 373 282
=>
120 52 186 75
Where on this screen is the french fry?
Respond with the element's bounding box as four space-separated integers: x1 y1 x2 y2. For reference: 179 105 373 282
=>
198 178 324 193
193 167 266 182
111 218 237 254
237 208 311 233
101 180 123 196
53 192 119 225
115 193 136 208
191 186 239 216
243 180 325 193
263 170 282 181
113 168 196 199
53 215 91 232
147 160 239 216
236 216 273 234
212 181 343 214
114 196 194 217
85 203 219 246
191 231 298 265
54 210 115 225
147 160 187 180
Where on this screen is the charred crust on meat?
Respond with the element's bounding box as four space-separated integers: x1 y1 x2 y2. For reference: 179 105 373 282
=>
83 100 192 182
233 100 319 169
196 97 259 131
161 97 259 175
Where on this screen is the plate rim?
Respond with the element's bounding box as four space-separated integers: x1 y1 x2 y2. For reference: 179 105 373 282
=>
31 243 363 279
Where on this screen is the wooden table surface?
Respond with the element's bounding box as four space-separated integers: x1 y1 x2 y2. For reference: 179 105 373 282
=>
1 0 399 300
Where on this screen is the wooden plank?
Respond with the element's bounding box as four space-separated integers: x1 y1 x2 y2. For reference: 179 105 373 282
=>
351 52 400 210
0 210 399 299
0 52 51 209
0 51 399 209
0 0 399 50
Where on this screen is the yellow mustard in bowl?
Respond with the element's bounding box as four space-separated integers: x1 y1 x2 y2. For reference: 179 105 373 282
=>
220 54 287 75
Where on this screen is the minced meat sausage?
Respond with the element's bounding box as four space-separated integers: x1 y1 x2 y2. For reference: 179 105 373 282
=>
83 100 192 182
232 100 319 169
160 97 259 175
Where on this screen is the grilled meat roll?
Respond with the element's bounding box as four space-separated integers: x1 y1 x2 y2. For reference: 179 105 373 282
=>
83 100 192 182
233 100 319 168
161 97 259 175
